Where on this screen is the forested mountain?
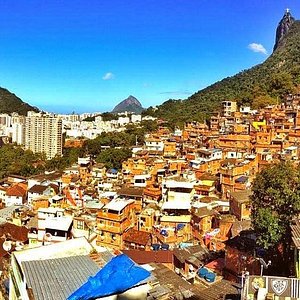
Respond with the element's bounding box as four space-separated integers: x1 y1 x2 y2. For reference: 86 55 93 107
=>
144 11 300 127
0 87 38 115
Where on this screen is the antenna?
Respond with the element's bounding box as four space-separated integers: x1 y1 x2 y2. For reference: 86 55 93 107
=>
259 258 271 276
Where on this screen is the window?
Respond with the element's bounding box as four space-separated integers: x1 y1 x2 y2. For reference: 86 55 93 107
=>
77 220 84 230
245 204 251 210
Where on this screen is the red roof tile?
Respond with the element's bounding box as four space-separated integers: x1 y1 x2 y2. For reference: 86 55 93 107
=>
123 228 151 245
0 222 28 242
122 249 173 264
6 184 27 197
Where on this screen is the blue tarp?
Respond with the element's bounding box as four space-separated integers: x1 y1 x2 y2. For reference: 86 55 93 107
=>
235 175 248 183
67 254 151 300
176 223 185 231
160 229 168 236
109 168 118 174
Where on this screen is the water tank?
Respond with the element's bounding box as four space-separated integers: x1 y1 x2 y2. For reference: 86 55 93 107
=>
205 272 216 283
152 244 160 251
198 267 208 278
161 244 169 250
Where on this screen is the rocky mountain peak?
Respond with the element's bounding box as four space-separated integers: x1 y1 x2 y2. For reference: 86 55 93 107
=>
273 9 295 52
124 95 141 106
112 95 144 114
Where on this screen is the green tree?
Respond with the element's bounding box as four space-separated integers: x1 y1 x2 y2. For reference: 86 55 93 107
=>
0 144 45 178
251 161 300 275
63 147 86 165
45 155 68 171
101 112 118 121
252 94 277 109
268 72 295 98
96 148 132 169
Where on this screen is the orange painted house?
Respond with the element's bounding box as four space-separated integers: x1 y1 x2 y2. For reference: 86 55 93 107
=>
97 199 136 249
220 159 252 197
229 190 252 221
191 206 217 242
224 233 260 280
163 140 177 158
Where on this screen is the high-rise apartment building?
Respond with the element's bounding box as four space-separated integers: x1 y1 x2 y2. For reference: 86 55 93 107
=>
11 115 26 145
0 113 11 127
25 113 62 159
12 123 25 145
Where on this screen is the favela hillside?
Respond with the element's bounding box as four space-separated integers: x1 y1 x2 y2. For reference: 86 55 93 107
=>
2 6 300 300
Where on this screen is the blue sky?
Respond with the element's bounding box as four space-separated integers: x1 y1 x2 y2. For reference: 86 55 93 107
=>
0 0 299 113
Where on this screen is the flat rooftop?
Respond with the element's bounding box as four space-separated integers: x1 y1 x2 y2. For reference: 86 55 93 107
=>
103 199 134 212
14 237 93 264
44 216 73 231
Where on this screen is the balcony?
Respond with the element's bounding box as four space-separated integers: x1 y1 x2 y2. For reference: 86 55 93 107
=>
234 182 248 191
96 235 120 248
167 191 192 203
97 211 125 222
97 219 131 234
220 165 246 176
221 177 234 185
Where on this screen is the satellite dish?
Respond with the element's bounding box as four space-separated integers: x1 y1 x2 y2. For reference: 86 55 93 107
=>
3 240 12 252
44 233 52 242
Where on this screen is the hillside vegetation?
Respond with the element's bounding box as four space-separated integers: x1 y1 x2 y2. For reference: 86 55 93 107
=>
0 88 38 115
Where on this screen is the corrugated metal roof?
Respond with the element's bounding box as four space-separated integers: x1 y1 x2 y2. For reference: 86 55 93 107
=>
0 205 27 220
22 255 99 300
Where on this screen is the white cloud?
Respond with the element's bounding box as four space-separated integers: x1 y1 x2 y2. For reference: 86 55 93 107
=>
102 72 114 80
248 43 267 55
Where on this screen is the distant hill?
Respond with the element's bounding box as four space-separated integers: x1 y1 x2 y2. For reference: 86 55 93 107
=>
144 10 300 127
0 87 38 115
112 95 144 114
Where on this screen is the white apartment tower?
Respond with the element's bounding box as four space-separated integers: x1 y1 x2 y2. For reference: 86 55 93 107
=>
11 115 26 145
12 123 25 145
0 113 11 127
25 114 62 159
